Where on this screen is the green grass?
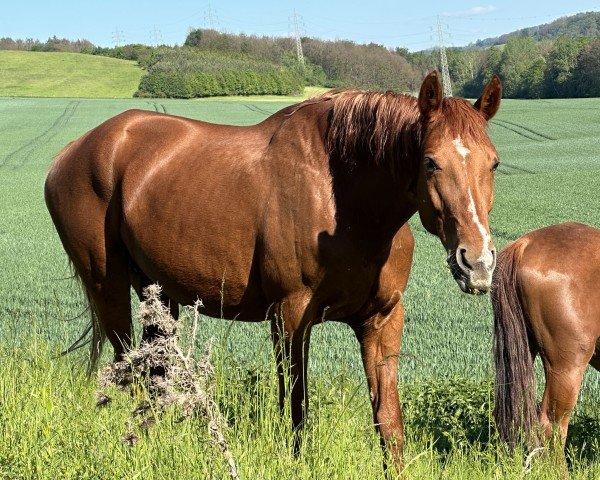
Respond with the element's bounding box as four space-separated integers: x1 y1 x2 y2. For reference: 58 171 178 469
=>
1 96 600 478
0 51 143 98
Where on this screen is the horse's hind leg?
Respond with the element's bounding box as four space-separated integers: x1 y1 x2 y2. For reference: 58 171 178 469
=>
46 160 134 362
69 242 134 361
537 356 587 479
539 352 590 443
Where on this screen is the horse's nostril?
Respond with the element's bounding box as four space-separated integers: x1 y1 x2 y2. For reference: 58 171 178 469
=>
459 248 473 271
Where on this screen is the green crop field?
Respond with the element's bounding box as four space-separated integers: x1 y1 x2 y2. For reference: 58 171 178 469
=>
1 96 600 478
0 51 143 98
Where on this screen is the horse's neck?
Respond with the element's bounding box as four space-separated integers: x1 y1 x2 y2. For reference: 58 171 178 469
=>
276 98 420 250
330 162 418 252
326 108 421 250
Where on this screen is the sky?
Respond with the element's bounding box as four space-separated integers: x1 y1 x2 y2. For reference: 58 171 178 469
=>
1 1 600 51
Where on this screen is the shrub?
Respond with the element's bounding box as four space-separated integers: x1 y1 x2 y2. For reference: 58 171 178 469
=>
402 377 493 451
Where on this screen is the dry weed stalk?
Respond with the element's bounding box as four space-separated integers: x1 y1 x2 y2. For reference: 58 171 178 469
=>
98 284 240 480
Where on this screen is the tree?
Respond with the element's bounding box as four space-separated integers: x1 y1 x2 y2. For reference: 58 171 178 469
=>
184 29 203 47
498 37 546 98
446 48 484 93
571 39 600 97
521 57 546 98
460 47 502 98
544 36 588 97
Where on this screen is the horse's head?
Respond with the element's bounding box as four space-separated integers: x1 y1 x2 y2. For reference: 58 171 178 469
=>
415 71 502 295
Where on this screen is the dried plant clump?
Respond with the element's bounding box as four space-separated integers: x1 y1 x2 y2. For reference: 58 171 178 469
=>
98 284 239 480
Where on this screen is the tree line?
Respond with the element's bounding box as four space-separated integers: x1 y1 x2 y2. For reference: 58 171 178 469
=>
474 11 600 48
2 30 600 98
0 36 94 53
134 48 304 98
172 28 600 98
183 29 418 92
403 36 600 99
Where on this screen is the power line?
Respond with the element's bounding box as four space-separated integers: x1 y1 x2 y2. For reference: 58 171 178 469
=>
436 15 452 97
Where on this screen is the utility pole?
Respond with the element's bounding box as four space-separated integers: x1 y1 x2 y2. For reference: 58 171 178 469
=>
292 10 305 66
151 25 162 47
436 15 452 97
112 28 124 47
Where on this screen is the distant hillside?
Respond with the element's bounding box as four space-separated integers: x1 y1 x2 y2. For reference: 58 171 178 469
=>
0 51 143 98
475 11 600 47
179 29 419 92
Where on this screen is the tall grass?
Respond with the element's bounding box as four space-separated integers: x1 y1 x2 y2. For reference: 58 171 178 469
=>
2 326 599 478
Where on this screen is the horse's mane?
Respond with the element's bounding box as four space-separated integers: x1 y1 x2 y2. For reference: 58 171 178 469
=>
324 90 421 170
294 89 491 172
436 97 491 144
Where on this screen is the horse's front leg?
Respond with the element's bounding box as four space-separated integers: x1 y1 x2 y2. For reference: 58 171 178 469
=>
353 297 405 473
271 295 314 455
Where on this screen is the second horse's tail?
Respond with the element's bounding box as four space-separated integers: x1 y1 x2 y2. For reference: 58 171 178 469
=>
492 240 538 448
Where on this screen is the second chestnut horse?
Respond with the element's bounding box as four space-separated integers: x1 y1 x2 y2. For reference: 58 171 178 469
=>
493 222 600 449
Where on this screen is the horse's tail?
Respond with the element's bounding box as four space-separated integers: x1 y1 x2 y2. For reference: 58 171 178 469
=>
60 259 105 375
492 240 538 449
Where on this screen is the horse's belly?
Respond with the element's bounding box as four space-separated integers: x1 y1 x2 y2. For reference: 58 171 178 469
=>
121 212 268 321
132 243 268 320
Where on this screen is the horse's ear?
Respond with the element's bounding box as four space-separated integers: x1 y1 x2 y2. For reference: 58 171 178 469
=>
418 71 443 116
474 75 502 121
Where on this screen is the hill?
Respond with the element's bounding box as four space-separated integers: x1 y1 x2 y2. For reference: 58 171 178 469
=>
474 11 600 47
0 51 143 98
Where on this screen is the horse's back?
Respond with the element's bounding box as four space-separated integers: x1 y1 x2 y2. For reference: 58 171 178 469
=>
516 222 600 284
45 108 275 242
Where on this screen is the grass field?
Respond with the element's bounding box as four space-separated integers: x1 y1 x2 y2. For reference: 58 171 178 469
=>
0 51 143 98
0 51 327 101
1 95 600 478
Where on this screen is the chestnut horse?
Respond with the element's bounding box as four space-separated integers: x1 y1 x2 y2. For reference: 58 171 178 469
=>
493 222 600 449
45 71 502 469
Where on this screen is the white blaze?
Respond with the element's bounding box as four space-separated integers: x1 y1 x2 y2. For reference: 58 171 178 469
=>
454 136 492 265
467 190 491 263
453 136 470 162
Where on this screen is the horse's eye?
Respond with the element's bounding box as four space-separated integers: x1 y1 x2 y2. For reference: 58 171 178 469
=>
492 160 500 173
424 157 439 174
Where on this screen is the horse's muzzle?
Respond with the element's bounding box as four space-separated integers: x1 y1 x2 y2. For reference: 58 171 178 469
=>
447 247 496 295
